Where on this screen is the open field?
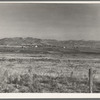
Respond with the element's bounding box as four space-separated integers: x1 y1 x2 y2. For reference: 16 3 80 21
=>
0 52 100 92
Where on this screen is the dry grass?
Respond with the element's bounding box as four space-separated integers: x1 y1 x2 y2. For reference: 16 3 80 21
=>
0 70 90 93
0 53 99 92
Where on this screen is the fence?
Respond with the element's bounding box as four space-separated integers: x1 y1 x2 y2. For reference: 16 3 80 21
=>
67 67 100 93
78 68 99 93
89 68 93 93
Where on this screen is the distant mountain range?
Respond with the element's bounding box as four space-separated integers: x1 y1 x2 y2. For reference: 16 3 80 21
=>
0 37 99 46
0 37 100 54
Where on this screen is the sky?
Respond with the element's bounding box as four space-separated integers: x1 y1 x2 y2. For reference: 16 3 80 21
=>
0 3 100 40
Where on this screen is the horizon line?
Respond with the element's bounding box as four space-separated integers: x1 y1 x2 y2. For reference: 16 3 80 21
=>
0 36 100 41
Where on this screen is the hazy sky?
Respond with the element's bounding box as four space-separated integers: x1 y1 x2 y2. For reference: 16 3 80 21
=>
0 3 100 40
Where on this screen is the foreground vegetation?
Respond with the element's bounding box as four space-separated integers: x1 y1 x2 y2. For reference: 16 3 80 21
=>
0 68 99 93
0 70 90 93
0 53 99 93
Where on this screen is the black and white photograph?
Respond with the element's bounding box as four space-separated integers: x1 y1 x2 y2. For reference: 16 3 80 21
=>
0 2 100 94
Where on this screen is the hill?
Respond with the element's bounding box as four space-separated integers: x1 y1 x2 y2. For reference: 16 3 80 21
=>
0 37 100 54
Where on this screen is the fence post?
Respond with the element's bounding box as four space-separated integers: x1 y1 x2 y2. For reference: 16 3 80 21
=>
89 68 93 93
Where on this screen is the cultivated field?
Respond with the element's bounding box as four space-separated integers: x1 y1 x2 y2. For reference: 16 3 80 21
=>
0 52 100 93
